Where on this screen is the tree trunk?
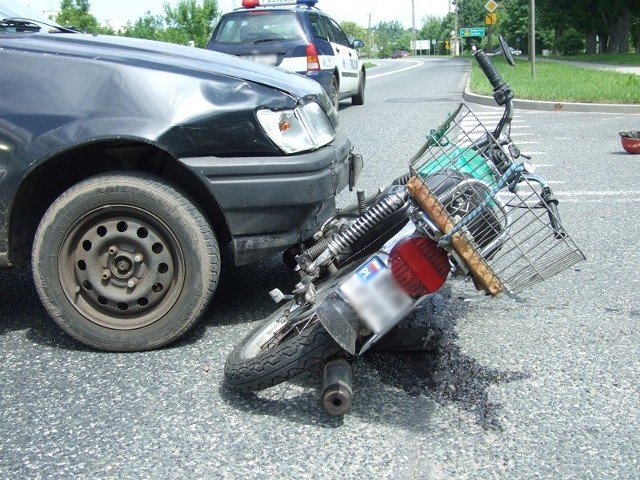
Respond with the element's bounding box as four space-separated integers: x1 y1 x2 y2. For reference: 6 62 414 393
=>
606 9 630 53
585 31 597 54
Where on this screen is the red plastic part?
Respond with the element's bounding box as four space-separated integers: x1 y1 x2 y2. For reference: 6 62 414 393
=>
390 236 450 296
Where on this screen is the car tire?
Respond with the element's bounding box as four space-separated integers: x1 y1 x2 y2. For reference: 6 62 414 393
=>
352 72 365 106
32 171 220 352
329 76 339 111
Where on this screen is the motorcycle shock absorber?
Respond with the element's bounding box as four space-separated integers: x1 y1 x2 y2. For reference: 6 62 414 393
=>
304 187 409 272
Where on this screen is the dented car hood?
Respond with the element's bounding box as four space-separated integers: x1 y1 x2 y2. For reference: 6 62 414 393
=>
0 33 337 161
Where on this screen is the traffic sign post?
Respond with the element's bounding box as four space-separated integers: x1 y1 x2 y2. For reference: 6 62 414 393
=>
484 0 499 52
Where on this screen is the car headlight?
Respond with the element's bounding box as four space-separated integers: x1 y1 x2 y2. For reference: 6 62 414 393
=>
256 102 335 154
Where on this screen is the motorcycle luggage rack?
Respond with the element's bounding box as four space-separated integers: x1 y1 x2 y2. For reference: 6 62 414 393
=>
407 103 585 295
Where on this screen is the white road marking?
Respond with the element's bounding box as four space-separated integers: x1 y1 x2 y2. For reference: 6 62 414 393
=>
368 61 424 79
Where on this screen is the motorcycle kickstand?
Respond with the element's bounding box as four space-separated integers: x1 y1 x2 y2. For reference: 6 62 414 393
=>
320 356 355 416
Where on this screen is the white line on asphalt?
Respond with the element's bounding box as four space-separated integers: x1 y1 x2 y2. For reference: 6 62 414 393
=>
559 198 640 203
368 61 424 79
554 191 640 196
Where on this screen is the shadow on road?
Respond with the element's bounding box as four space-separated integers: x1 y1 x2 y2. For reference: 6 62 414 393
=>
0 248 299 352
219 288 530 432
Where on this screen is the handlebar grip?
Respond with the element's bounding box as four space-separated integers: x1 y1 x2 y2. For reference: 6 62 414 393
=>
542 187 566 239
474 50 506 91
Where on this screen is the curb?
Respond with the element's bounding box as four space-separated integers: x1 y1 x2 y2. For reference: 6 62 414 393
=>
462 61 640 115
463 89 640 114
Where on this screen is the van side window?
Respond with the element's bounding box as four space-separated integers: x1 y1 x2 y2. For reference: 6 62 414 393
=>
307 12 328 41
322 16 349 47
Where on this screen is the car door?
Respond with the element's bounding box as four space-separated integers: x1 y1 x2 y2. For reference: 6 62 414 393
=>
321 15 359 94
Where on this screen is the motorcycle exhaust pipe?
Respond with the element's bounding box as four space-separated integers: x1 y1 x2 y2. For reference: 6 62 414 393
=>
321 358 353 416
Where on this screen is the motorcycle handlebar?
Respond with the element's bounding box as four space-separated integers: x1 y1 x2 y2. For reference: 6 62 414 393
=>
474 50 506 91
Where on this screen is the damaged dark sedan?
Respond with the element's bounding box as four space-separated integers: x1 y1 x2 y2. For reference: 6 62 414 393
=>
0 3 357 351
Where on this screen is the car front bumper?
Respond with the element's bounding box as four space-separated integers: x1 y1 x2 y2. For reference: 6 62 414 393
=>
179 132 356 265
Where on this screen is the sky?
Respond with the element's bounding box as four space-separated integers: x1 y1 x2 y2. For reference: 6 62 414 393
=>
19 0 452 29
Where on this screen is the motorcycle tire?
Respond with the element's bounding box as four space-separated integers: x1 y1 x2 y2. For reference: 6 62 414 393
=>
224 303 343 392
224 266 358 392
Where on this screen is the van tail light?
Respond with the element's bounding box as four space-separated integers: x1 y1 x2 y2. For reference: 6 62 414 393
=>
307 43 320 70
390 236 449 296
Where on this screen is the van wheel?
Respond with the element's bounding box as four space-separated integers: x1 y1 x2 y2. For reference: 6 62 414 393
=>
352 73 365 105
329 76 339 111
32 172 220 351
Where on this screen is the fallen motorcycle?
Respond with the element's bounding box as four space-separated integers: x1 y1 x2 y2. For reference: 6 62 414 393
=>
223 37 586 415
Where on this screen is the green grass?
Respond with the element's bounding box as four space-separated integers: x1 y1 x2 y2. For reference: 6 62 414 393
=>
469 57 640 104
557 53 640 65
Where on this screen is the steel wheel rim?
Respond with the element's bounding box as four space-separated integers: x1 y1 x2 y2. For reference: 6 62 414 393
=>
57 205 185 330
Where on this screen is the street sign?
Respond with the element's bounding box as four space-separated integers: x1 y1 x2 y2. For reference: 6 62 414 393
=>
485 0 498 12
460 27 486 38
485 12 498 25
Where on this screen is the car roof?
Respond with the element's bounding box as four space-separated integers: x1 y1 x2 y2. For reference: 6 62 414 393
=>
226 0 325 15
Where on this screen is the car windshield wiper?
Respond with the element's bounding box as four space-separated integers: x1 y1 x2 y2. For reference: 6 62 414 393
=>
253 38 287 44
1 18 41 32
0 17 77 34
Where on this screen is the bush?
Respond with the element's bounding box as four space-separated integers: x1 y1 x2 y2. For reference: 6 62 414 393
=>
556 29 585 56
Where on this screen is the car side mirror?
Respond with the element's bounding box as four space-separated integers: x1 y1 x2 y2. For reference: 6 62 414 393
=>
351 39 364 49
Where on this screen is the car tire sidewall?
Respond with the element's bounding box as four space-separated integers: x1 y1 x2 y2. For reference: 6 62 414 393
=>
330 76 339 111
32 172 219 351
352 71 365 106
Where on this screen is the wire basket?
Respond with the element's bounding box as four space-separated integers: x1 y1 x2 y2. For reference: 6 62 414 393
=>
406 103 586 295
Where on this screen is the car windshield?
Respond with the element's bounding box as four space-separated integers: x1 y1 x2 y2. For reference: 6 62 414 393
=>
0 0 67 33
213 11 306 44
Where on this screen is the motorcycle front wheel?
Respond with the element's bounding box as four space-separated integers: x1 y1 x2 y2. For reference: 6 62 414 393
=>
224 268 356 392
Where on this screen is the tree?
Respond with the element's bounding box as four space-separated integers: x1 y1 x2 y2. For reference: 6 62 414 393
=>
163 0 219 48
121 0 218 47
121 12 165 42
632 15 640 51
419 15 454 54
56 0 104 33
537 0 640 54
340 21 371 57
498 0 532 53
374 20 411 58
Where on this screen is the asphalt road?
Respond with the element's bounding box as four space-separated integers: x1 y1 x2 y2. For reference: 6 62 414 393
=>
2 57 639 479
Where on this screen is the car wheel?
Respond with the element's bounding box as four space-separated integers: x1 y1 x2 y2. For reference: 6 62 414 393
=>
352 72 365 106
329 76 339 111
32 171 220 351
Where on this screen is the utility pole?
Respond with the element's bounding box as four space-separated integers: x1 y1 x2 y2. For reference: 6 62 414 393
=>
411 0 416 56
454 0 460 56
529 0 536 78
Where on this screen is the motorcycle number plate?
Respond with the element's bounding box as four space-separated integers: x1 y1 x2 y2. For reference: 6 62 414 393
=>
339 256 413 334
